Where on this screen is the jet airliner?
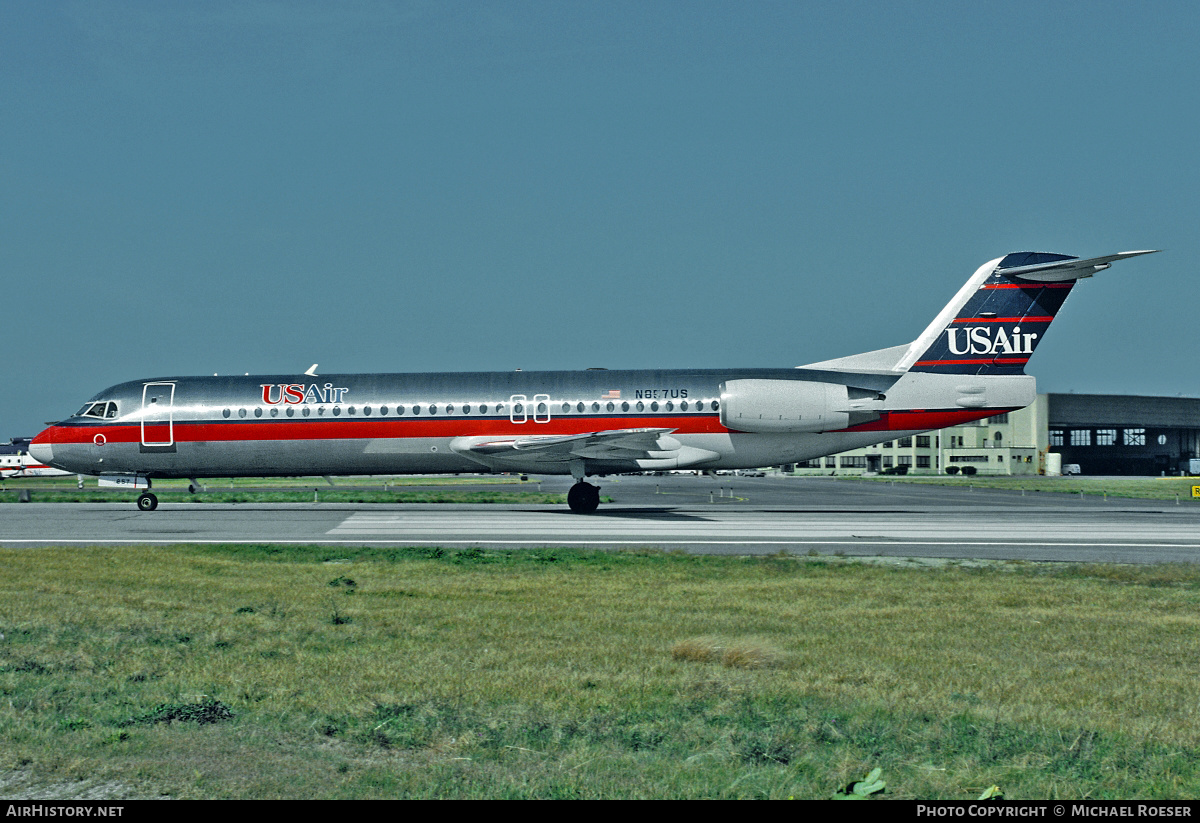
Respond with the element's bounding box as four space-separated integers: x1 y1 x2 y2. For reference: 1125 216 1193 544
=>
29 250 1156 512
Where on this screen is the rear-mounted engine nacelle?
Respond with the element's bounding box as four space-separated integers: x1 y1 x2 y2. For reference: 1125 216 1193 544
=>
720 379 852 433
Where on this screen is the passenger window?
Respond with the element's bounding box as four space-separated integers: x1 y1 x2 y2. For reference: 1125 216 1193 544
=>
333 406 341 416
286 407 294 417
577 402 585 413
270 407 279 417
562 403 570 414
255 408 263 418
381 405 389 415
463 404 471 414
711 400 719 411
413 405 421 415
606 402 614 412
397 405 405 415
223 409 231 419
302 407 311 417
636 401 644 412
621 401 629 412
479 404 487 414
348 406 356 415
429 405 438 415
238 408 247 418
364 406 372 416
446 404 454 414
592 402 600 412
681 401 689 411
665 401 673 411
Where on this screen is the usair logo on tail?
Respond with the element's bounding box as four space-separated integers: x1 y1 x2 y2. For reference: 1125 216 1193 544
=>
946 326 1038 356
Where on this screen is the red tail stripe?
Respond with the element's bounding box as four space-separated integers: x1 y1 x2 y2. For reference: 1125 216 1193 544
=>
913 358 1030 366
951 316 1053 323
981 283 1073 290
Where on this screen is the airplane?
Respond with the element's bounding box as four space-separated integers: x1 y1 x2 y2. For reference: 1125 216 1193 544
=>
29 250 1157 512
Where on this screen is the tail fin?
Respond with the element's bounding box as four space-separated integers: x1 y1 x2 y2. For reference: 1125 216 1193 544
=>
893 250 1158 375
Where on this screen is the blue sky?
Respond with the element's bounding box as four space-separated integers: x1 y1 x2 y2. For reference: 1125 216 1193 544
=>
3 1 1195 436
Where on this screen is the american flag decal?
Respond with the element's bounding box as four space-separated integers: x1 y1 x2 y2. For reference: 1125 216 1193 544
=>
601 389 621 399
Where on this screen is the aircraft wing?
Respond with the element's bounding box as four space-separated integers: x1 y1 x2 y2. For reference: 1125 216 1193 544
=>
455 428 682 461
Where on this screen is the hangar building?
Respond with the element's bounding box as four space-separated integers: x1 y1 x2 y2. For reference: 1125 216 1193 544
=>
797 393 1200 476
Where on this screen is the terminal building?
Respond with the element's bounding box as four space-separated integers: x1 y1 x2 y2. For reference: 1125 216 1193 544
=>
796 394 1200 477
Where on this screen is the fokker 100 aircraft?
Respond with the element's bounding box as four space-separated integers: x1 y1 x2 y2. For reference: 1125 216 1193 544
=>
30 250 1156 512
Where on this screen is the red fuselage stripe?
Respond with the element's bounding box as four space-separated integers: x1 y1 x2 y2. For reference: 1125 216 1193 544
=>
833 408 1015 433
37 407 1016 444
40 416 730 444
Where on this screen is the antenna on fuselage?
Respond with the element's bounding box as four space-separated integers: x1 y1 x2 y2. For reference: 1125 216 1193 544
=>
304 364 319 376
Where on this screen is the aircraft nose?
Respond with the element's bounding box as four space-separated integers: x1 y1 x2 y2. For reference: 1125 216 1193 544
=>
28 439 54 465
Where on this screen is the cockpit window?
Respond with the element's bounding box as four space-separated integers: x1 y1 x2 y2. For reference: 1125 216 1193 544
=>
77 402 118 419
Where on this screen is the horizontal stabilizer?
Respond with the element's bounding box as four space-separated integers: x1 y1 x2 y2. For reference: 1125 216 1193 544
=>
997 250 1158 282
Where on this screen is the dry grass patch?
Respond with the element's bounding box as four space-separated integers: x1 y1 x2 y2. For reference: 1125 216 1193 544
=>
671 636 782 669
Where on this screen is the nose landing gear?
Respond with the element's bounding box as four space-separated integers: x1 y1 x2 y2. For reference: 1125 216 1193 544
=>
137 492 158 511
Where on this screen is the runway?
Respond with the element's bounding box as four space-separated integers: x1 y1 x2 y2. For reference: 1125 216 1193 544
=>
3 476 1198 564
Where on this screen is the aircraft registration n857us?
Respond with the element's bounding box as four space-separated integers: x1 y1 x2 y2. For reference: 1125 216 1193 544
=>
30 250 1156 512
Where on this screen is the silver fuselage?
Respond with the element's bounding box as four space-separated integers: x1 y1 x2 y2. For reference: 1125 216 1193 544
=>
30 366 1018 479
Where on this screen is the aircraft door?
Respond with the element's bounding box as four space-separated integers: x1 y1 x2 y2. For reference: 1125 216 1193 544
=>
141 382 176 447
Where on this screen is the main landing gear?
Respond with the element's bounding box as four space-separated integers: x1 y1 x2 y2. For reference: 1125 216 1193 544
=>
567 481 600 514
137 492 158 511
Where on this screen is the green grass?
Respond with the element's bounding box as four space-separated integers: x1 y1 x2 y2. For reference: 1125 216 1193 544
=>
5 545 1200 798
862 474 1200 501
0 475 563 504
0 490 565 504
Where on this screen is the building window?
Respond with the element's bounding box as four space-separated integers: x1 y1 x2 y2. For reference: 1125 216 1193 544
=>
1096 429 1116 446
897 456 912 467
1070 429 1091 447
840 456 867 468
1049 430 1064 447
916 456 930 468
882 440 892 448
883 456 893 468
988 413 1009 424
898 437 913 448
825 457 837 468
916 436 931 448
